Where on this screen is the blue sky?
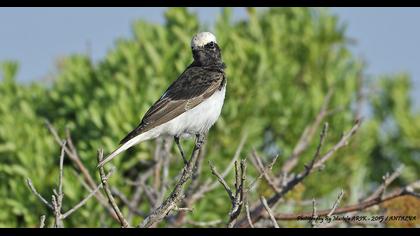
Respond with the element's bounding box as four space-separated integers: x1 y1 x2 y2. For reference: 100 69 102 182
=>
0 7 419 107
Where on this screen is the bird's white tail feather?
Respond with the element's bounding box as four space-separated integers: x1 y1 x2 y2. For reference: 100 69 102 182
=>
97 132 149 168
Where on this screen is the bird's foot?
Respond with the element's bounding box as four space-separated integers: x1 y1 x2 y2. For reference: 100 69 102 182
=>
195 133 206 149
174 136 188 165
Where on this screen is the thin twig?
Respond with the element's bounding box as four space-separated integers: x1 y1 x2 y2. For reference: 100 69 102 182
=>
209 162 234 201
235 120 361 227
45 121 119 222
281 89 333 174
97 149 130 228
260 196 279 228
140 134 205 228
51 195 63 228
245 201 255 228
61 168 115 220
313 120 361 170
310 198 318 228
247 154 279 193
327 189 345 217
26 178 53 209
365 165 404 201
39 215 46 228
57 140 66 203
187 220 223 227
272 182 419 220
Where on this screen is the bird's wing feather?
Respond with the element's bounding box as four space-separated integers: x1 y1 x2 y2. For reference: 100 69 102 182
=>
119 66 225 145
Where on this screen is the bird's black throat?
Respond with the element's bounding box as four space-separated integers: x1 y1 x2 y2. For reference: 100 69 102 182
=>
191 43 225 71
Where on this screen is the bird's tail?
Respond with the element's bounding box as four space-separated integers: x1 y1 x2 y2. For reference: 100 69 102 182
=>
97 133 148 168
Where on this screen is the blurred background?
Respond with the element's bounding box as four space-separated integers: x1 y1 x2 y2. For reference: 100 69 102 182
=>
0 7 419 227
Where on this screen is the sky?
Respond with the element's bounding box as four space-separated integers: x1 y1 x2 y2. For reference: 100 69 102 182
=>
0 7 419 108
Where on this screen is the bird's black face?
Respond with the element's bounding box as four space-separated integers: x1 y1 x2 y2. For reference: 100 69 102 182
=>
192 41 223 67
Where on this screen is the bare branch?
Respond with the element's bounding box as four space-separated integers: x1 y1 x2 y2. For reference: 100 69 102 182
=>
327 189 345 217
245 201 255 228
187 220 223 227
140 134 205 228
45 121 119 222
110 187 147 218
57 140 66 202
126 167 155 222
207 133 248 191
364 165 404 201
281 89 333 173
172 205 194 212
247 153 279 193
228 159 247 228
39 215 46 228
313 119 361 170
51 195 63 227
61 168 115 220
260 196 279 228
26 178 53 209
235 120 361 227
209 161 234 201
272 183 419 221
310 198 318 228
97 149 130 228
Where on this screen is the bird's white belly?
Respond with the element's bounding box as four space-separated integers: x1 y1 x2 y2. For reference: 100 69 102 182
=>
152 85 226 138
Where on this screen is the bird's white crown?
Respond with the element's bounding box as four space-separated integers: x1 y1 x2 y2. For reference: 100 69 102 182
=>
191 32 217 49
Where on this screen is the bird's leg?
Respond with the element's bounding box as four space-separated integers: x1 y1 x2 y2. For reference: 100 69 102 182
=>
174 136 188 165
195 133 206 149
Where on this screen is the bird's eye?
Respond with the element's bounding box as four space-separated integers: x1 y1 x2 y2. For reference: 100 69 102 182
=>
207 41 215 49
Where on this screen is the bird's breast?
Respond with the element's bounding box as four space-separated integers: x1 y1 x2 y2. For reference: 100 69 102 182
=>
163 84 226 137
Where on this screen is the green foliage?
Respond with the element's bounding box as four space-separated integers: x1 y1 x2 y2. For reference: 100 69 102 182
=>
0 7 419 227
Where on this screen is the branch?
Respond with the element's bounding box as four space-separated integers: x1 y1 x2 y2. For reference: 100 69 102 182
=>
209 162 234 201
364 165 404 201
45 121 119 222
260 196 279 228
281 89 333 174
235 120 361 227
61 168 115 220
272 185 419 220
26 178 53 209
187 220 223 227
312 119 361 170
309 199 318 227
52 140 66 227
247 153 280 193
327 189 345 217
228 159 247 228
97 149 130 228
51 195 63 227
210 159 247 228
126 166 156 222
39 215 46 228
111 187 147 217
139 134 205 228
245 201 255 228
170 134 247 227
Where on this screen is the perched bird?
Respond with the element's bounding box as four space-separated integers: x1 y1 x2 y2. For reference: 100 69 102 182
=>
97 32 226 168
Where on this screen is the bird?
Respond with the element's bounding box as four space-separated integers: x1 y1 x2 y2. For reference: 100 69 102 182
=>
97 32 227 168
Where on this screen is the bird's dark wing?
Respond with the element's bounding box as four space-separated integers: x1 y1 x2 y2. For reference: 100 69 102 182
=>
119 65 226 144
